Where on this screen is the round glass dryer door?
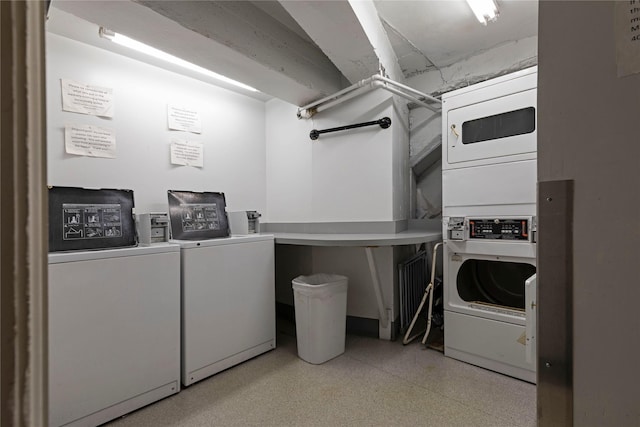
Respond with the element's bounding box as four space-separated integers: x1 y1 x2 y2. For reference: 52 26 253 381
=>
456 259 536 310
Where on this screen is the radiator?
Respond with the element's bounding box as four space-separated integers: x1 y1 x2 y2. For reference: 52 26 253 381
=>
398 250 429 334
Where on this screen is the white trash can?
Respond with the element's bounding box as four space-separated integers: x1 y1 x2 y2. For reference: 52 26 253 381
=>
292 274 348 364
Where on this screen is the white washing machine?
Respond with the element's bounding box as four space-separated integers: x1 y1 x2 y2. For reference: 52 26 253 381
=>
441 68 538 383
48 244 181 427
175 234 276 386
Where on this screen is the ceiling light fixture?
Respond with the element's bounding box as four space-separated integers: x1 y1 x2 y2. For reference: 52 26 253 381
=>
98 27 259 92
465 0 499 25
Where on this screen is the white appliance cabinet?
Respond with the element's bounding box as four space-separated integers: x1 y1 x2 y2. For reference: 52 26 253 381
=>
48 244 181 427
175 235 276 386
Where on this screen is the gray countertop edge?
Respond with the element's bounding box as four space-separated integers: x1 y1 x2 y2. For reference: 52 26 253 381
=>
272 230 442 247
261 219 442 235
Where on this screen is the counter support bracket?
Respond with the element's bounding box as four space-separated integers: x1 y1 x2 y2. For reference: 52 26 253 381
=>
364 247 391 339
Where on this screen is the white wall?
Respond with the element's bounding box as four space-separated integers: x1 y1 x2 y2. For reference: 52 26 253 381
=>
312 247 392 318
265 90 407 223
274 244 411 323
538 2 640 424
264 99 313 222
265 90 415 326
46 33 267 215
47 26 415 330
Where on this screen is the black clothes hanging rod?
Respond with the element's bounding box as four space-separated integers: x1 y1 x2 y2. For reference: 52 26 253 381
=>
309 117 391 140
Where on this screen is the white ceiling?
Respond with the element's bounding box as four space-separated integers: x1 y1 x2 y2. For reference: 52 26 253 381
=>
374 0 538 77
48 0 538 105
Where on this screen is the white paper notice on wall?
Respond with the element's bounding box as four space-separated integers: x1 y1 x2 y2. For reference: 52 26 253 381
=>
65 124 116 159
168 105 202 134
615 1 640 77
170 139 204 168
61 79 114 118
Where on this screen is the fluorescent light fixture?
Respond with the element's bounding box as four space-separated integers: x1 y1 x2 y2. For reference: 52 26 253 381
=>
466 0 499 25
98 27 258 92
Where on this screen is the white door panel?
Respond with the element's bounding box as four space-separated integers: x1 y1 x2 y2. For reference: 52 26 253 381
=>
446 89 537 167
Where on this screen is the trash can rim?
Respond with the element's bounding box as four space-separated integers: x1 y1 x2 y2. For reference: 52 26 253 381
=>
292 273 348 286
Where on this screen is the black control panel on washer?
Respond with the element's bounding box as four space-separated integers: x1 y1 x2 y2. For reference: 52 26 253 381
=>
469 219 529 240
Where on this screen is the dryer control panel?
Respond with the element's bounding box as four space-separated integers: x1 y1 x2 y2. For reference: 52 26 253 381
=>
469 219 529 240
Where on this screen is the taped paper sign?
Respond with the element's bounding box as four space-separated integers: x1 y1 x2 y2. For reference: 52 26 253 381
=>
168 105 202 134
615 1 640 77
171 139 204 168
61 79 114 117
65 124 116 159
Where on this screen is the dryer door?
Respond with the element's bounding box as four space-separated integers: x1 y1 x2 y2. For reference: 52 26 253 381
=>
456 258 536 310
446 88 537 167
525 274 537 365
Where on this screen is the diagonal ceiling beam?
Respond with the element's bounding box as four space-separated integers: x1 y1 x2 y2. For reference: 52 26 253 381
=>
279 0 403 83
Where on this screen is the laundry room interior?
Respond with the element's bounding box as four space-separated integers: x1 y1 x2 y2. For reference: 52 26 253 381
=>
4 1 639 426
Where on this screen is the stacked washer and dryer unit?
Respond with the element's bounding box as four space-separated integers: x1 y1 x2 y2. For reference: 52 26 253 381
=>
441 67 538 383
